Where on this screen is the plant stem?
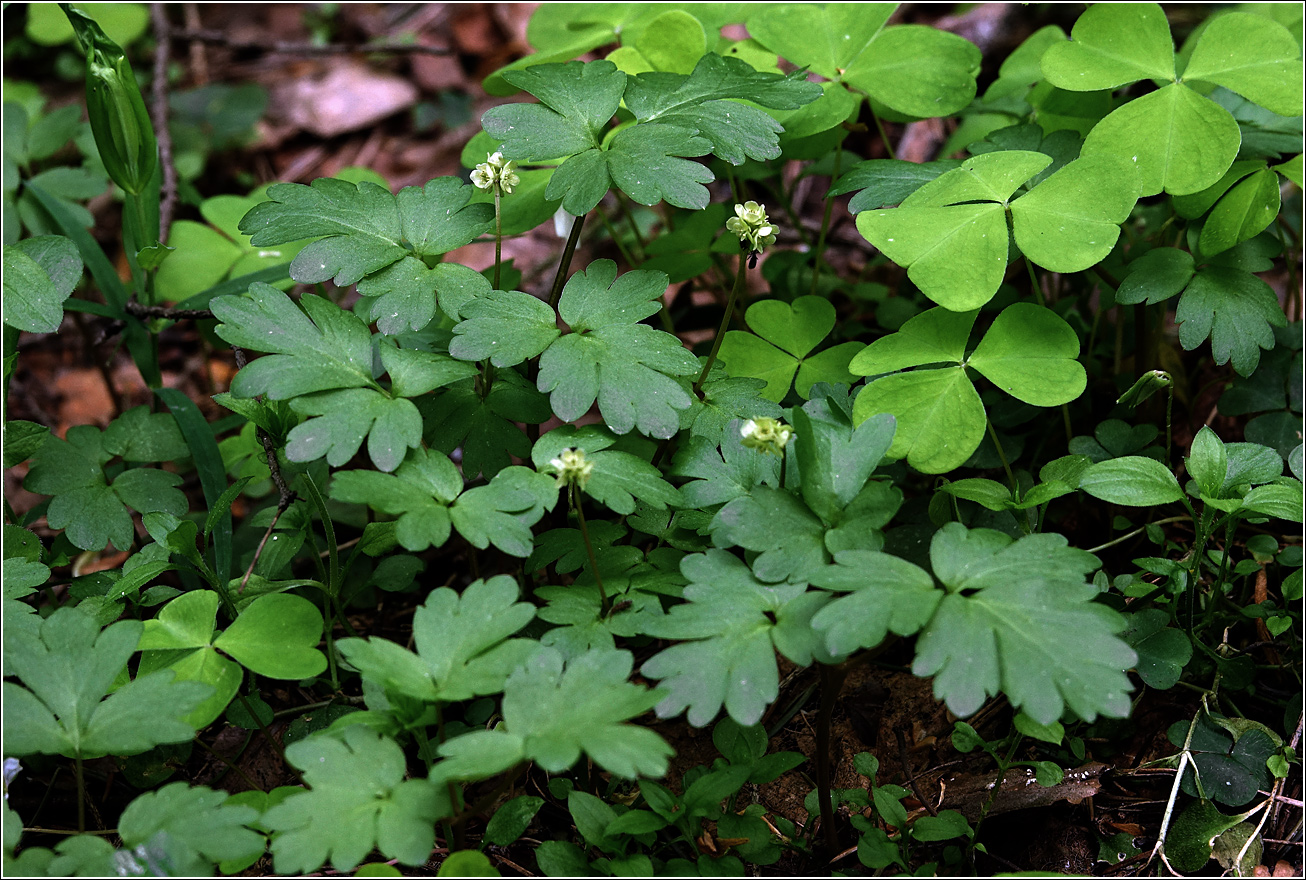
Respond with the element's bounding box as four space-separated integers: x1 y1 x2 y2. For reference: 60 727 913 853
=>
986 416 1017 496
1086 516 1189 553
548 212 586 310
572 484 608 614
815 662 849 856
693 247 748 395
492 188 502 290
810 142 843 297
871 109 896 161
1024 256 1045 307
75 755 85 833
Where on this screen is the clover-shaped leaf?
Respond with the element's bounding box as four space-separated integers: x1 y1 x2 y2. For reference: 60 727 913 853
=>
851 305 1086 473
857 151 1138 310
1043 4 1303 195
138 591 327 728
718 296 863 402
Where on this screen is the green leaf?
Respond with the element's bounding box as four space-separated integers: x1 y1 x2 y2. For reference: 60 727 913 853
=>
337 576 536 704
671 423 780 510
631 9 706 74
1121 609 1193 690
792 403 895 522
1040 3 1175 88
449 288 560 367
1080 456 1184 506
1200 169 1281 257
331 447 462 551
484 795 544 847
286 388 422 473
967 303 1086 407
532 425 680 514
605 123 714 210
212 284 377 399
450 466 558 558
1186 426 1228 499
502 647 672 777
1175 267 1287 376
439 851 499 877
394 176 494 257
3 420 50 468
3 236 81 333
1167 799 1244 873
1008 154 1140 272
483 60 627 160
104 405 189 462
238 177 406 285
679 374 784 445
539 260 698 437
1082 84 1240 197
642 550 831 726
215 594 327 679
832 159 960 213
853 367 985 475
912 525 1134 723
851 306 974 375
809 551 941 656
718 296 859 402
1117 248 1195 306
1013 712 1065 745
117 783 264 868
623 53 823 164
421 373 550 480
1181 13 1303 117
263 727 450 873
2 609 208 759
712 486 829 583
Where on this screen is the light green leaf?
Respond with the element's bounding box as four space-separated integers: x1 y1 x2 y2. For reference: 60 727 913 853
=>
212 285 376 399
4 236 81 333
1182 13 1303 117
1040 3 1175 88
214 594 327 680
264 727 450 873
1010 154 1140 272
853 367 985 474
850 307 975 375
117 783 264 867
967 303 1086 407
503 647 672 777
1080 456 1184 506
843 25 982 118
1200 169 1281 257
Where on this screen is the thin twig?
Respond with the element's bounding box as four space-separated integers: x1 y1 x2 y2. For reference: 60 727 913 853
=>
149 3 178 241
170 28 453 56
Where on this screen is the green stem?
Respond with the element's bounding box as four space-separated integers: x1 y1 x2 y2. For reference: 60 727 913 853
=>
548 212 586 311
871 109 896 161
1024 256 1045 307
809 142 843 297
693 247 749 395
1086 516 1189 554
986 416 1017 496
572 485 608 615
492 188 502 290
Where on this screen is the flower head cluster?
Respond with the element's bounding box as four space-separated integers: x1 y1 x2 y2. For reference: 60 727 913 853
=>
726 200 777 255
740 417 793 456
548 447 594 489
471 151 519 195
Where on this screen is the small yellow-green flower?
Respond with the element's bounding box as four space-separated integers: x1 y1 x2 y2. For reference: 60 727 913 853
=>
471 151 519 195
726 201 777 254
740 417 792 455
548 447 594 488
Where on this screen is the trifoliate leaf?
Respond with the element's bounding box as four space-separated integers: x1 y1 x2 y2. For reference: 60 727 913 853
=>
671 424 780 510
2 609 208 759
263 727 450 873
117 783 264 868
450 466 559 557
337 576 537 704
212 284 377 399
605 123 714 210
285 388 421 473
680 374 784 445
966 303 1086 407
483 60 627 161
24 427 187 552
539 261 698 438
449 288 560 367
911 524 1134 724
532 425 681 514
238 177 406 286
642 550 834 727
718 296 861 402
331 447 462 552
810 551 941 657
420 373 551 480
1175 267 1288 376
623 53 823 164
502 647 672 778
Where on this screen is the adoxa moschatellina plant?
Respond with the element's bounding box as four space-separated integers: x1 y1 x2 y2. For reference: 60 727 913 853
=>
3 2 1301 876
